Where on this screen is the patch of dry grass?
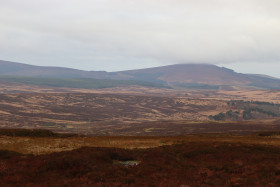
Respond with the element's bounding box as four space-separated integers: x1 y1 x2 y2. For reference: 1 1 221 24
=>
2 134 280 155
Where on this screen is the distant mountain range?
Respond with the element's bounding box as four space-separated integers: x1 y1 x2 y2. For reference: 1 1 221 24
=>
0 60 279 90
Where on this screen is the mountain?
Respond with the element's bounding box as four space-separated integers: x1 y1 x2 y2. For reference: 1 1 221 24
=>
0 60 111 79
0 60 167 89
0 60 280 89
118 64 247 84
117 64 280 89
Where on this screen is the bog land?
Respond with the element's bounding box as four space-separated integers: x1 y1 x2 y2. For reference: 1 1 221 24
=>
1 82 280 186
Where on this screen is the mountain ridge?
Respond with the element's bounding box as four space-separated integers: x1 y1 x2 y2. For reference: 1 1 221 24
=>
0 60 279 90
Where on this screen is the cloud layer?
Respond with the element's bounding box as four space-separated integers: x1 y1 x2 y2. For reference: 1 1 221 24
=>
0 0 280 75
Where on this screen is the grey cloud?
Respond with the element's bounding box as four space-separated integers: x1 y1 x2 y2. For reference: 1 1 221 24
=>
0 0 280 75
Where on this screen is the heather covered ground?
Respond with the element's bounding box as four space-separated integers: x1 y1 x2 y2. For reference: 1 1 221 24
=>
2 130 280 186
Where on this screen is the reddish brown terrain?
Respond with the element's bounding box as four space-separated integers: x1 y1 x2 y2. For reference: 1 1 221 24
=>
0 92 223 134
2 130 280 186
0 92 280 135
1 60 280 186
0 89 280 186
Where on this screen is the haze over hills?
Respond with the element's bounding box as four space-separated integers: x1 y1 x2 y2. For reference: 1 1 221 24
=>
0 60 279 90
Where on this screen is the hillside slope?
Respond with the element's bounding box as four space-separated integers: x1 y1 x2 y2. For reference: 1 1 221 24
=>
118 64 280 89
0 60 111 78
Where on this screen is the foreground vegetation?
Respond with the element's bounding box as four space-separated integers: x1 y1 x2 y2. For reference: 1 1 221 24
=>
2 129 280 155
2 130 280 186
1 129 280 186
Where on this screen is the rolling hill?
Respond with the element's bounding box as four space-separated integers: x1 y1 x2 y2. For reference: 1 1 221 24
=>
118 64 280 89
0 60 279 89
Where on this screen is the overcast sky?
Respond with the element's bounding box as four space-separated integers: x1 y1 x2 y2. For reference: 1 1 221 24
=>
0 0 280 77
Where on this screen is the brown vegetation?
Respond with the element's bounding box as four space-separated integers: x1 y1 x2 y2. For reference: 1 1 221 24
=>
0 93 227 134
0 82 280 186
2 136 280 186
0 92 280 135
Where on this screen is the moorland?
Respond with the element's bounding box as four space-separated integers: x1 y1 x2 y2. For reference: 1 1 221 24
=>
2 129 280 186
1 60 280 186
